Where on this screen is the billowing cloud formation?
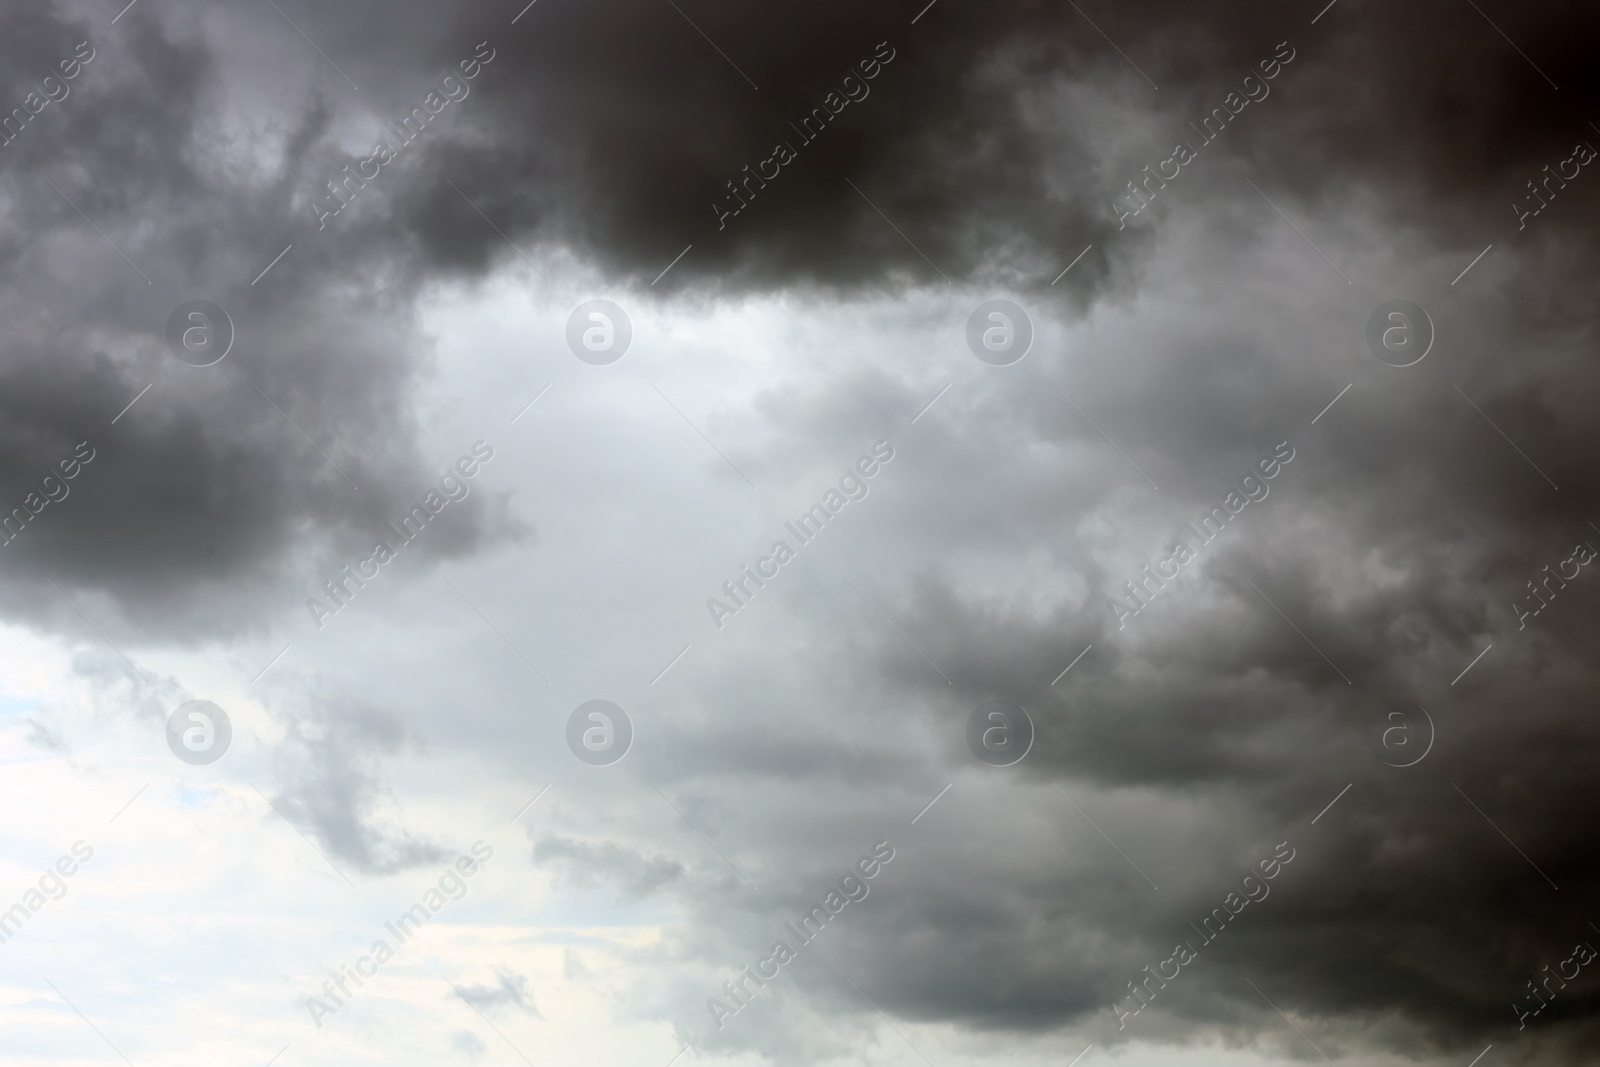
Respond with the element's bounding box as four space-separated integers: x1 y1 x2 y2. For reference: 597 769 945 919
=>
6 0 1600 1065
287 0 1600 292
0 3 514 643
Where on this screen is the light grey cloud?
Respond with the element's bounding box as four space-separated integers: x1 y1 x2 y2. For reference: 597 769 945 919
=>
533 835 686 899
268 693 446 875
455 968 541 1018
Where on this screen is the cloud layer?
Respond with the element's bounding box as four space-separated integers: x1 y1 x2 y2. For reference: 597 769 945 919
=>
5 1 1600 1065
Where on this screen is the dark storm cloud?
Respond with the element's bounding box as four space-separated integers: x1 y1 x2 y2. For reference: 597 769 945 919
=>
270 0 1600 294
0 2 514 643
342 0 1149 293
776 245 1600 1060
779 303 1600 1058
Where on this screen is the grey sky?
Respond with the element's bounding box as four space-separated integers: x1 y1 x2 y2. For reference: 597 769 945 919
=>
2 1 1598 1065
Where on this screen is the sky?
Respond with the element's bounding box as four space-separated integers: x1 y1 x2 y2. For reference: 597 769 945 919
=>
2 0 1599 1065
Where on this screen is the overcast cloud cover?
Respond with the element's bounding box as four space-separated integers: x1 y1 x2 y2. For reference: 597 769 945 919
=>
2 0 1599 1064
